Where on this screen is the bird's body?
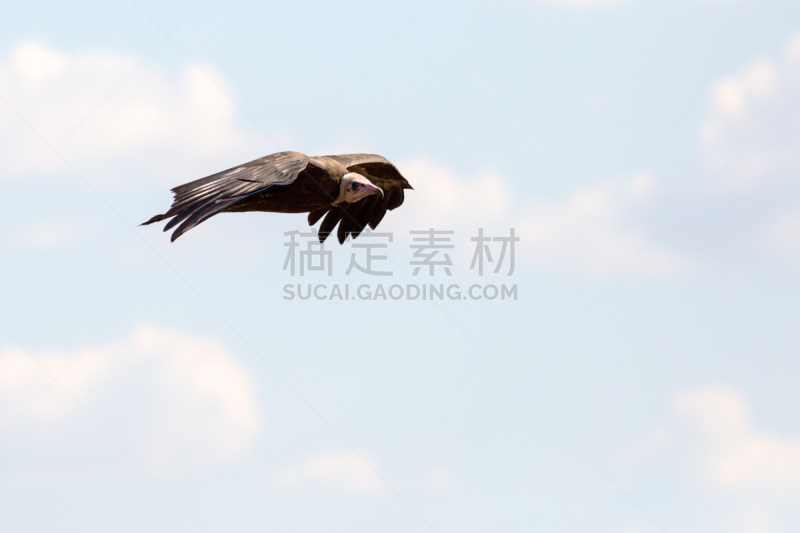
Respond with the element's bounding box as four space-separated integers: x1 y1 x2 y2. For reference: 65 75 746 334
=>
224 159 340 215
142 151 412 244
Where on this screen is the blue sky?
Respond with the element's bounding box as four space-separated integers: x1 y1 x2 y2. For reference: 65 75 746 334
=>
1 0 800 532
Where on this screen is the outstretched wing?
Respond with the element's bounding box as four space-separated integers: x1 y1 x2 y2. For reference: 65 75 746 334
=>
310 154 413 244
142 151 309 242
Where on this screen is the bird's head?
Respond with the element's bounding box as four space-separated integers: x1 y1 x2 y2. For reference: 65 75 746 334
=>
337 173 384 204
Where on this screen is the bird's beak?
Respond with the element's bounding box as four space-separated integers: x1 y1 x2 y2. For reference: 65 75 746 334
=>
363 182 384 198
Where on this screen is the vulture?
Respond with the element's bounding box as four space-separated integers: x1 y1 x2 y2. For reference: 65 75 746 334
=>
142 151 412 244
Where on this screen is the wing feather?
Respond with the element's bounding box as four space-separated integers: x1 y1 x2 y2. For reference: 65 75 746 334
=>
368 191 392 230
350 195 378 240
337 201 367 244
318 208 344 243
142 151 309 241
308 206 330 227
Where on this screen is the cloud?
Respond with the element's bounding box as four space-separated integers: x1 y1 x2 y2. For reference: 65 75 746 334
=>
0 39 265 182
0 325 260 484
393 159 687 276
620 385 800 496
269 449 389 495
695 33 800 267
268 449 456 496
519 175 689 276
391 158 513 229
700 34 800 188
617 386 800 532
674 386 800 494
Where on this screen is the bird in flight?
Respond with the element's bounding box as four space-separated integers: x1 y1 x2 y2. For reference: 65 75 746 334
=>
142 151 413 244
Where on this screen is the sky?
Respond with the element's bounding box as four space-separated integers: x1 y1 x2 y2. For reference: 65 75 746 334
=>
1 0 800 531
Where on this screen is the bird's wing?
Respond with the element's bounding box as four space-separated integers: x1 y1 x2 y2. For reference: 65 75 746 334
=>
311 154 413 244
142 151 310 241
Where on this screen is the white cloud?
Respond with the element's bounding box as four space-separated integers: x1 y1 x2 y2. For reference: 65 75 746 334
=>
700 34 800 188
267 448 456 496
697 33 800 267
674 386 800 494
620 385 800 495
392 158 513 228
269 449 389 495
393 159 687 276
519 175 688 276
617 386 800 532
0 325 260 483
627 386 800 495
0 39 264 181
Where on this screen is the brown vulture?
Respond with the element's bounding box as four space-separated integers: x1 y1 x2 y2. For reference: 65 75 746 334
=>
141 151 412 244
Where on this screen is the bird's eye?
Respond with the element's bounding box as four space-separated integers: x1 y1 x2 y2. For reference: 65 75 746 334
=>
352 183 360 190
